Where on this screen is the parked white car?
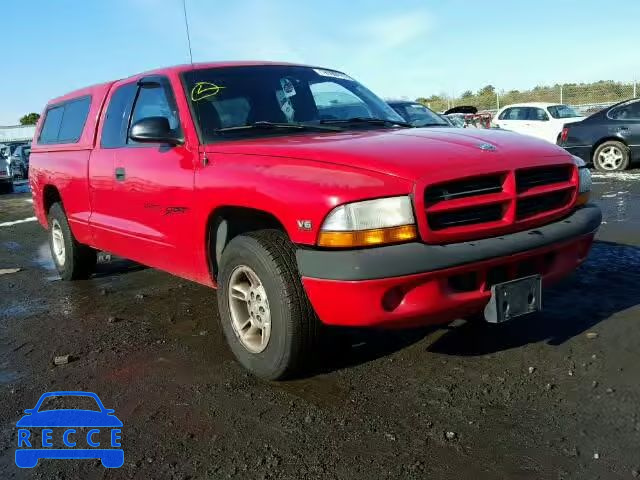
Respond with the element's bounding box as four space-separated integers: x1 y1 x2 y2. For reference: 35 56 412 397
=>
493 102 583 143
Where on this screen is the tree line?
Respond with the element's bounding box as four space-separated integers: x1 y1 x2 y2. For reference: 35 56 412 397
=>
416 80 636 112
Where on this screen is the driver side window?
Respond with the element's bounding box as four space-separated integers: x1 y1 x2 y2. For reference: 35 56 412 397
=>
128 83 179 144
310 81 372 120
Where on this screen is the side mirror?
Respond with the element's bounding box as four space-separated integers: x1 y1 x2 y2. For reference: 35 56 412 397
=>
129 117 183 145
23 409 34 414
104 409 115 414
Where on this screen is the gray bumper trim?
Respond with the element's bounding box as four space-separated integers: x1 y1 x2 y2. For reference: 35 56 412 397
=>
296 204 601 281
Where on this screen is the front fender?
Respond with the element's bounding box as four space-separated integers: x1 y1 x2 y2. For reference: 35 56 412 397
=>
194 153 414 245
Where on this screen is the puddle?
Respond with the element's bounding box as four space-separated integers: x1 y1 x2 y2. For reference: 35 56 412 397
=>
1 303 48 319
596 190 638 224
593 174 640 230
13 182 30 194
32 242 56 271
0 370 20 384
2 241 21 251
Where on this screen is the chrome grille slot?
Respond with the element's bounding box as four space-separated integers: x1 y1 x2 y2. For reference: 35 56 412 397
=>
516 165 572 192
428 204 503 230
424 174 504 205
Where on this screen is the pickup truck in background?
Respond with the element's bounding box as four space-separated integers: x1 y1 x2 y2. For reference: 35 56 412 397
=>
30 62 601 379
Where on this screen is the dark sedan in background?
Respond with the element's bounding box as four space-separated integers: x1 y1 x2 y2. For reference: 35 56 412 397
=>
558 98 640 171
387 100 450 127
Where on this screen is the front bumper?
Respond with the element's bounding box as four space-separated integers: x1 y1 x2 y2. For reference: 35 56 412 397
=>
297 205 601 327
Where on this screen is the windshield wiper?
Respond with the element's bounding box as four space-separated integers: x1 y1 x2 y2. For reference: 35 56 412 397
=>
214 121 343 133
320 117 413 128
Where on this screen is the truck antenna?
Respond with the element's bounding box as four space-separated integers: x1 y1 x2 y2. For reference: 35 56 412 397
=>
181 0 207 166
182 0 194 65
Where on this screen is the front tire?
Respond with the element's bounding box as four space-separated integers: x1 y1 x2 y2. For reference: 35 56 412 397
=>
48 202 97 280
217 229 320 380
593 141 629 171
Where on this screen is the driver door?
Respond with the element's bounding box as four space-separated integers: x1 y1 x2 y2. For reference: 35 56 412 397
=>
95 76 197 275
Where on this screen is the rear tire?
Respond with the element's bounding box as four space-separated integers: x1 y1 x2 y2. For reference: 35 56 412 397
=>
217 229 320 380
593 141 629 171
48 202 97 280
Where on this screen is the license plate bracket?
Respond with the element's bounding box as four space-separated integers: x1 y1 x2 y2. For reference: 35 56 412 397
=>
484 275 542 323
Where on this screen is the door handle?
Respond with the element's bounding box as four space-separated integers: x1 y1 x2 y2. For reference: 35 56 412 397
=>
115 167 126 181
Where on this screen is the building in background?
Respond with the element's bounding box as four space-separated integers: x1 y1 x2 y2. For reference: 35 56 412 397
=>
0 125 36 144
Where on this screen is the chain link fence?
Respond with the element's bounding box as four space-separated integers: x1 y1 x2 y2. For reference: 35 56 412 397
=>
418 80 638 115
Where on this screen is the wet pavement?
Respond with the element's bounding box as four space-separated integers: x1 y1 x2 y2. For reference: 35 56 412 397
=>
0 173 639 479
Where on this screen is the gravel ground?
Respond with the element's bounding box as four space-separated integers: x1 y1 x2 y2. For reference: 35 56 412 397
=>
0 173 639 480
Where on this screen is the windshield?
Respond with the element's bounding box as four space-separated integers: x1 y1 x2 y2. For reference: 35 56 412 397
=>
391 102 448 127
182 65 406 142
547 104 579 119
444 114 466 127
37 395 101 412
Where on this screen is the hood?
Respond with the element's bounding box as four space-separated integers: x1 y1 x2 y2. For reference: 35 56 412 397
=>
207 128 572 181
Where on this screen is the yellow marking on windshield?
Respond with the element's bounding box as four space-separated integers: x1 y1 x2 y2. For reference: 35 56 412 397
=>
191 82 226 101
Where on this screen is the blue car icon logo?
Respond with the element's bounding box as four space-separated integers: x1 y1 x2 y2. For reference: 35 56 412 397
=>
15 391 123 468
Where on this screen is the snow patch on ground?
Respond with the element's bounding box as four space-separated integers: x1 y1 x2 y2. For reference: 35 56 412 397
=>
0 216 36 227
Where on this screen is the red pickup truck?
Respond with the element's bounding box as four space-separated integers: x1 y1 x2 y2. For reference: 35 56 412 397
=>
30 62 601 379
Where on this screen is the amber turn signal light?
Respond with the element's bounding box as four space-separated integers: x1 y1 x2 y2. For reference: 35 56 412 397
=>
317 225 417 248
576 191 590 206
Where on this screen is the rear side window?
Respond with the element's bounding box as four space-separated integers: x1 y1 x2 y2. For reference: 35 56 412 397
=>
39 106 64 143
39 96 91 144
101 83 137 148
608 100 640 121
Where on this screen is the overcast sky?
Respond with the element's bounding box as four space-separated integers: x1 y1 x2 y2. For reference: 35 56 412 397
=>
2 0 639 124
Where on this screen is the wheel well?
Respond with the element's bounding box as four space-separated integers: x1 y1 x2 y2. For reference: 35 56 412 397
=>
42 185 61 214
591 137 629 162
206 207 287 279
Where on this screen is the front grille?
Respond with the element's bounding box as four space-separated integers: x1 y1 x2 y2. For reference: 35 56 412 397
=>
429 204 503 230
516 190 571 220
422 164 577 242
516 165 572 192
424 174 503 204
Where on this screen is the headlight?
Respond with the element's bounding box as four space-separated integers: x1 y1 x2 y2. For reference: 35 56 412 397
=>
318 196 417 247
572 155 591 204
